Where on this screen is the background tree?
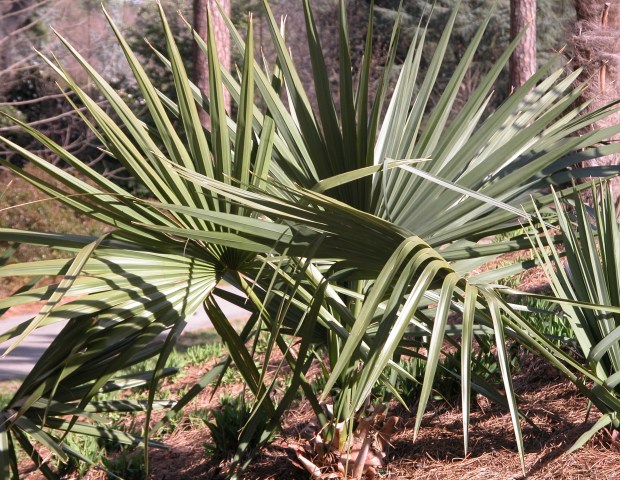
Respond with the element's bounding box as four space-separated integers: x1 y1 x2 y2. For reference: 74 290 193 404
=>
0 0 578 176
371 0 573 114
0 0 134 172
572 1 620 195
193 0 231 125
509 0 536 90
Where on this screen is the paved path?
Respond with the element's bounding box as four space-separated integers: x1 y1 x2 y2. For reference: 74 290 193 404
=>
0 291 250 381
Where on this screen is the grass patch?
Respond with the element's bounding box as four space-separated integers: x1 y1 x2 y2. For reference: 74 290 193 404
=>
175 328 224 351
0 380 20 406
204 394 273 461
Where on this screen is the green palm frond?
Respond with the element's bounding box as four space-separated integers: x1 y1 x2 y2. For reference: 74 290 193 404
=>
531 183 620 450
3 1 620 478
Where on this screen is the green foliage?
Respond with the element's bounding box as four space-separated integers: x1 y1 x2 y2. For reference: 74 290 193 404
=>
520 297 574 346
217 366 242 386
494 256 574 346
185 342 225 365
3 1 620 479
533 182 620 449
204 394 272 461
372 345 514 406
0 106 26 127
59 434 105 478
102 448 146 480
120 342 224 382
157 409 186 435
126 0 193 106
187 408 211 429
0 393 11 412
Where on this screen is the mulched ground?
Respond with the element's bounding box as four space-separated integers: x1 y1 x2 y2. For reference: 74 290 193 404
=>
27 352 612 480
13 250 620 479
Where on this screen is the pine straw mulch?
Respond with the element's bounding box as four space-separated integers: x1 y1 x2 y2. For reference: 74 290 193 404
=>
13 249 620 479
34 351 617 480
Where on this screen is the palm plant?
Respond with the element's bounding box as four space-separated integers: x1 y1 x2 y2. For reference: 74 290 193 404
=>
532 182 620 450
2 1 620 478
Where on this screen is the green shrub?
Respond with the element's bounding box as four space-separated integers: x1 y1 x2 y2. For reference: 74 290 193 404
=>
533 184 620 449
59 434 105 478
204 394 272 461
185 343 225 365
102 448 146 480
4 1 620 478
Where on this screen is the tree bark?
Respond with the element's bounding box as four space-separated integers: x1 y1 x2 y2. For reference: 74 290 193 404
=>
573 2 620 96
509 0 537 91
573 1 620 199
193 0 231 127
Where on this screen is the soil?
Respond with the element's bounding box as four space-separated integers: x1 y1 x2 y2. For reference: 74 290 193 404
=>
16 352 620 480
7 222 618 479
150 360 620 479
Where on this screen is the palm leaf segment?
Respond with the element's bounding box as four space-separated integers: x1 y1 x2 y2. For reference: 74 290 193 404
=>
531 183 620 451
2 1 620 477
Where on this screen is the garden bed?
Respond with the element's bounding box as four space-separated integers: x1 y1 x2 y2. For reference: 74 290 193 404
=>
13 350 616 480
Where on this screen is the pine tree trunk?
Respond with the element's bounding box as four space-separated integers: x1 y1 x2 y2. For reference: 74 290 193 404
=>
573 1 620 198
509 0 537 90
193 0 231 127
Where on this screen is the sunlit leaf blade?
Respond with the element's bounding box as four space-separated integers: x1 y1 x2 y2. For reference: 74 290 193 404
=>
260 0 326 178
14 416 68 462
461 284 477 455
337 0 357 168
413 273 459 439
4 0 620 477
567 414 613 454
302 0 344 180
158 2 214 181
234 15 255 190
313 159 426 194
205 7 232 186
485 293 525 474
3 236 104 355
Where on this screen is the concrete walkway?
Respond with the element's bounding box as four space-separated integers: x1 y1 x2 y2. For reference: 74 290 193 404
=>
0 292 250 381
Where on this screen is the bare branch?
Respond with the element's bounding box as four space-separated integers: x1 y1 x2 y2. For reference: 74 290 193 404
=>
0 51 38 76
0 91 73 107
0 103 105 133
0 18 40 47
0 0 51 20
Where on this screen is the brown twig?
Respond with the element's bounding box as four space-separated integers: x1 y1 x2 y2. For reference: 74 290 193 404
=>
599 3 610 93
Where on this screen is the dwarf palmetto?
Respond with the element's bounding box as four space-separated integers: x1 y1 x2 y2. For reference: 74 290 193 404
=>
2 1 620 478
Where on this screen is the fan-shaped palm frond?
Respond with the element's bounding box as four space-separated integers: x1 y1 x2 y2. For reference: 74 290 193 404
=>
2 1 620 478
531 182 620 450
